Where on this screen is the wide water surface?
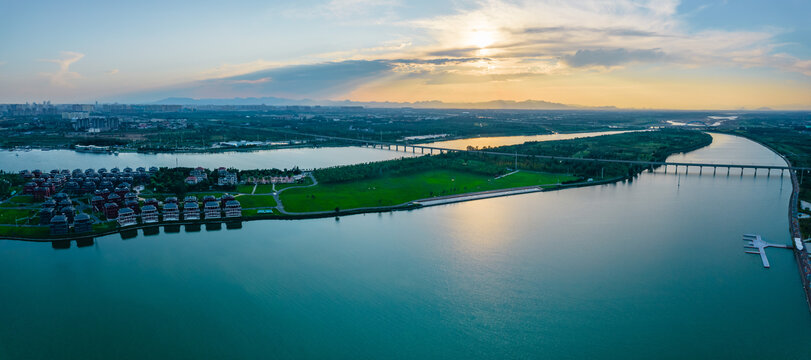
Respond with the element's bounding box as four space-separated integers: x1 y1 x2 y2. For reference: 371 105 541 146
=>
0 133 809 359
0 147 415 172
0 130 632 171
421 130 636 150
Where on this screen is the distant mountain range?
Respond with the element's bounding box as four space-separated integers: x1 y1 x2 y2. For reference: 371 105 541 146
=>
152 97 616 110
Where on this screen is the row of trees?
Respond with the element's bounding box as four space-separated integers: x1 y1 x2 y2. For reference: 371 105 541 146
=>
315 129 712 183
238 167 302 179
148 167 237 196
0 172 24 199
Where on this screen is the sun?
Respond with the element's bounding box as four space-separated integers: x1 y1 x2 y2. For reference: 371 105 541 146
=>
468 28 497 49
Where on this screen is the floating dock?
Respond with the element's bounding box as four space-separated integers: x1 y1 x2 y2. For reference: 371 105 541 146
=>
743 234 789 268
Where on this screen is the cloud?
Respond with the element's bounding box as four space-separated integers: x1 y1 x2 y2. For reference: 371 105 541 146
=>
389 57 489 65
561 48 666 68
39 51 84 87
199 59 279 79
106 69 119 75
219 60 393 97
117 0 811 103
130 60 396 101
403 0 806 76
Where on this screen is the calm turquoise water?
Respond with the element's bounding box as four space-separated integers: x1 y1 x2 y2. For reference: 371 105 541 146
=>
1 133 809 359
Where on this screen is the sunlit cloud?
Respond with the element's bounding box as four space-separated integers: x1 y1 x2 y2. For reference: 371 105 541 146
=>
125 0 811 105
396 0 804 76
10 0 807 109
39 51 84 87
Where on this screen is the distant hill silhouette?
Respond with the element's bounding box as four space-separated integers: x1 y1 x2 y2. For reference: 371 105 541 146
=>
152 97 614 110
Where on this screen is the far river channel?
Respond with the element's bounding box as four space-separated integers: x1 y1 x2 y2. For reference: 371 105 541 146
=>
0 132 809 359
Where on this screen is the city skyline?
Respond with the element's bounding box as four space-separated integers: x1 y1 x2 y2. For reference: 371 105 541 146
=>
1 0 810 109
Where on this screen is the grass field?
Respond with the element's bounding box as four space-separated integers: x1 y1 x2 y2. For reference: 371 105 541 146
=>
0 202 26 208
8 195 36 204
280 170 576 213
234 195 278 208
238 179 312 194
0 209 35 224
93 221 119 232
236 185 255 193
1 195 37 207
252 184 276 194
0 225 50 238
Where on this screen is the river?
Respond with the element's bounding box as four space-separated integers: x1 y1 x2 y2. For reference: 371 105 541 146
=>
0 130 636 172
0 147 416 172
421 130 636 150
0 133 808 359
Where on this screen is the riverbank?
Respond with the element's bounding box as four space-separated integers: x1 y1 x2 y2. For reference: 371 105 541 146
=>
713 130 811 312
0 175 633 242
0 129 713 241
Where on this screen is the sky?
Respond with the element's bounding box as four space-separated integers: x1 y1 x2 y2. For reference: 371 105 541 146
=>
1 0 810 109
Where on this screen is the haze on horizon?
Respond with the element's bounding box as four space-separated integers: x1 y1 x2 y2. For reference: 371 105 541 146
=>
1 0 810 110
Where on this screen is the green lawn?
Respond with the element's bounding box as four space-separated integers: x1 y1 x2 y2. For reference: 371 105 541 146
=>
0 202 26 208
234 195 278 208
93 221 119 232
236 184 255 193
8 195 36 204
253 184 276 194
0 209 37 224
280 170 576 213
0 225 49 238
239 179 312 194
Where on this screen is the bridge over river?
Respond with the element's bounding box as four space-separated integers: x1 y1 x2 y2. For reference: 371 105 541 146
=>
262 128 811 178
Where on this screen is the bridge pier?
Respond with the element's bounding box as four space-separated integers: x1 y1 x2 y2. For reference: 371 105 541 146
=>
754 168 758 177
727 167 731 176
713 166 717 176
699 166 703 175
685 165 689 174
663 165 667 174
